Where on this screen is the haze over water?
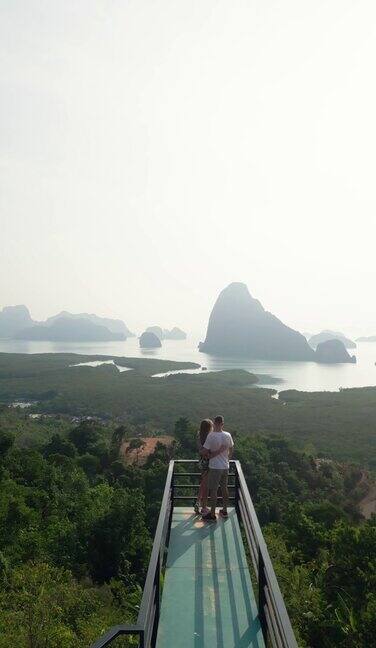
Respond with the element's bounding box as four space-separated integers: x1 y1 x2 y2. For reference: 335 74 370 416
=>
2 2 376 338
1 337 375 393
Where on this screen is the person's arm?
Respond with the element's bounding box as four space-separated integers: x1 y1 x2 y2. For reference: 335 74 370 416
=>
228 434 234 459
202 436 214 458
211 444 226 458
202 436 226 458
197 436 205 456
200 444 226 458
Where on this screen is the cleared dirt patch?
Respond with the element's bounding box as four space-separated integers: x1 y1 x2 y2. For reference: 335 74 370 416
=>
121 436 174 465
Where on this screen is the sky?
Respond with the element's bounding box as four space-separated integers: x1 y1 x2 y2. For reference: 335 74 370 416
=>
1 0 376 338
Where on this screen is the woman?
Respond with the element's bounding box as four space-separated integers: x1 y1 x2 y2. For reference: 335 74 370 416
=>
194 419 224 515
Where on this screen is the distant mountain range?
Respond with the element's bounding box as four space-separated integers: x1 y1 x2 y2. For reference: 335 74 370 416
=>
199 283 356 364
0 305 189 344
14 317 126 342
309 330 356 349
46 311 135 337
356 335 376 343
0 305 134 342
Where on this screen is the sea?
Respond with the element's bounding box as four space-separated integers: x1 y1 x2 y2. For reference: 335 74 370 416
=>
1 337 375 393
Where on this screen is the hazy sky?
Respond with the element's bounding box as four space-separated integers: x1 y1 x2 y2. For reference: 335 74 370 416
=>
1 0 376 337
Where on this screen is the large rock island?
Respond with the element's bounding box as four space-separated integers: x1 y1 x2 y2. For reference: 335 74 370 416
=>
315 339 356 364
199 283 315 361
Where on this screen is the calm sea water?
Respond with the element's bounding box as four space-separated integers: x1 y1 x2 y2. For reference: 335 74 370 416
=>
0 337 375 392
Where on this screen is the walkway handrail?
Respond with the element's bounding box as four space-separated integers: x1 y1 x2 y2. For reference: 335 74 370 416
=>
233 460 298 648
91 458 298 648
90 625 143 648
91 461 174 648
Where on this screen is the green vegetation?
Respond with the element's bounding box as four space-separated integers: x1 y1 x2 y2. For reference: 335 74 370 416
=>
0 352 199 379
0 413 159 646
0 409 374 647
175 419 376 647
279 389 376 469
0 353 375 645
1 352 376 469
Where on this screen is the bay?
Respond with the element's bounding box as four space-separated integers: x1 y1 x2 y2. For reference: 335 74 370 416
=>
1 337 375 392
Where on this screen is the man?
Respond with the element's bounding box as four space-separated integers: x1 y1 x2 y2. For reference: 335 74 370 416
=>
202 415 234 521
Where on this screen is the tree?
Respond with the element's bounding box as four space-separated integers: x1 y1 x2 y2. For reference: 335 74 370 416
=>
88 489 151 583
0 429 14 458
77 453 100 481
43 434 76 459
110 425 129 459
173 417 196 454
68 422 101 455
0 561 138 648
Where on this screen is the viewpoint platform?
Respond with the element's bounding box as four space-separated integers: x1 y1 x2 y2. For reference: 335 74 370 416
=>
156 507 264 647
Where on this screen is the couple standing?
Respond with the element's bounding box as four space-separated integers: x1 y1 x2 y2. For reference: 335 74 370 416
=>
195 415 234 522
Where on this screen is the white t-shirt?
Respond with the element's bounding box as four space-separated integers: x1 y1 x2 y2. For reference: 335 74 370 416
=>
203 430 234 469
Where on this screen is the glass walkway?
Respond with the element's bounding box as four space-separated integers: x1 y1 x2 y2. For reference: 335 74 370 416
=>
156 507 264 648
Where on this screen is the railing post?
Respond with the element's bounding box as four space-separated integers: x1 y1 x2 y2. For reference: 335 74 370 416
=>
258 547 268 643
156 553 161 618
234 463 240 516
167 466 174 546
151 553 160 647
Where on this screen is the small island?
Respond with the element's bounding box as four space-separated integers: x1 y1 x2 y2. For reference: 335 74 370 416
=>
309 330 356 349
315 339 356 364
163 327 186 340
0 305 34 338
139 331 162 348
145 326 187 340
145 326 164 340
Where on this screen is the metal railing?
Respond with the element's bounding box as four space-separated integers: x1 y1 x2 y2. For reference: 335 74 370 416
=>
233 460 298 648
90 461 174 648
91 459 297 648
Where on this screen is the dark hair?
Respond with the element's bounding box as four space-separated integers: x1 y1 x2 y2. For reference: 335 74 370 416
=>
214 415 224 425
199 419 213 445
